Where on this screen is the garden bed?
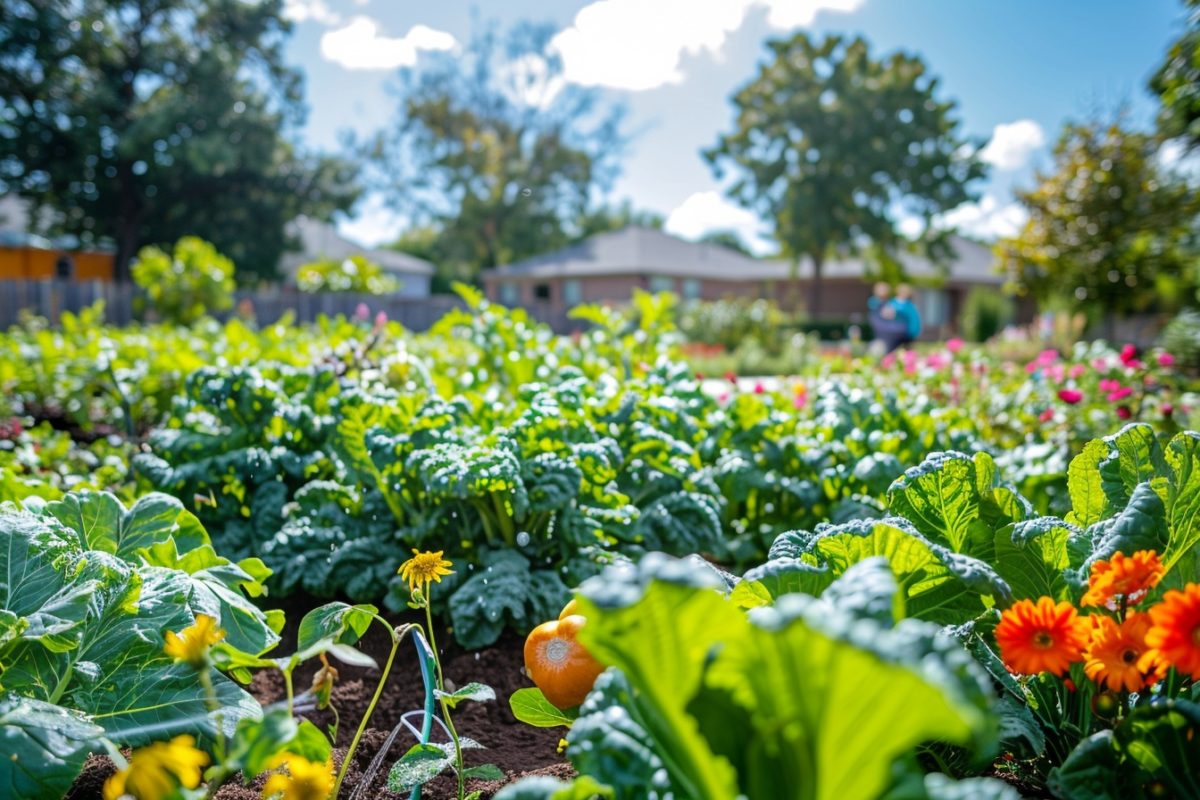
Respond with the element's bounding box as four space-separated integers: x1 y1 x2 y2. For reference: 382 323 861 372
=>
66 601 570 800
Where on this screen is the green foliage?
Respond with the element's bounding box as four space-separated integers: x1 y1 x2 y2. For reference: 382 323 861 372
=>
996 119 1200 319
553 555 1002 800
1160 308 1200 371
0 491 278 796
706 32 985 315
0 0 359 279
132 237 236 324
296 255 400 295
368 21 625 285
959 286 1014 343
1150 0 1200 148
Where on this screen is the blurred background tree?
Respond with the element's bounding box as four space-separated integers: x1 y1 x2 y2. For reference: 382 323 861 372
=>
368 21 627 292
296 255 398 295
995 119 1200 327
705 33 987 316
1151 0 1200 149
0 0 360 282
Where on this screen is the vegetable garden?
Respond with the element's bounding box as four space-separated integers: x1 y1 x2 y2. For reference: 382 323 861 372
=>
3 287 1199 800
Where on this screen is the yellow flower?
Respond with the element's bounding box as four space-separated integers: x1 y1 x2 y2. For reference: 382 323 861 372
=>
163 614 225 667
103 735 209 800
397 549 454 595
262 754 335 800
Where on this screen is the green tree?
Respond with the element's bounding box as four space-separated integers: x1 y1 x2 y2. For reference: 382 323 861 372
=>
573 200 664 243
995 120 1200 322
132 236 234 323
0 0 359 281
698 229 755 257
367 21 626 287
705 33 986 315
1151 0 1200 148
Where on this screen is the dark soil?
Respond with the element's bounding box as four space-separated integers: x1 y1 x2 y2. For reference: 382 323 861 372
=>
67 598 571 799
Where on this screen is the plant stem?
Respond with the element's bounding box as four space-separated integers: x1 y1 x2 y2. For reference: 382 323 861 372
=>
425 602 465 800
333 623 409 800
284 669 295 717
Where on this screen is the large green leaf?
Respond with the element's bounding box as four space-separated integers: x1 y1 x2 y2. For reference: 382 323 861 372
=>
0 696 104 800
887 452 989 553
993 517 1076 601
573 554 997 800
1163 431 1200 575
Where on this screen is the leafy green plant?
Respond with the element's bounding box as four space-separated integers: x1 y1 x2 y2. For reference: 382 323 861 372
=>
504 554 1012 800
0 491 277 798
296 254 400 295
132 236 236 324
959 286 1014 343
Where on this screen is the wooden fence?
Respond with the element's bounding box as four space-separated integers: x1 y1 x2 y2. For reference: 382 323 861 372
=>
0 280 465 330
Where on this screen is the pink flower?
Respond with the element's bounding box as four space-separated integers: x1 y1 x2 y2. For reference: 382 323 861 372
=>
1039 408 1054 422
753 382 765 394
354 302 370 321
946 338 964 353
1092 357 1110 371
793 394 807 409
1158 352 1176 368
374 310 388 329
1107 386 1133 402
1099 378 1121 393
1047 364 1065 383
1069 364 1086 379
718 392 729 404
881 353 897 369
1163 403 1175 417
925 352 949 370
1120 344 1138 365
1116 406 1132 420
1058 389 1084 405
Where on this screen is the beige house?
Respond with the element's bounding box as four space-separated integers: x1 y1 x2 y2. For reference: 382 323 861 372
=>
482 226 1013 336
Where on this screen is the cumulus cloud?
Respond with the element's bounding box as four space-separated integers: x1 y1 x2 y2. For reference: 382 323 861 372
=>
665 191 773 255
940 194 1028 240
551 0 865 91
282 0 340 26
980 120 1045 171
320 18 455 71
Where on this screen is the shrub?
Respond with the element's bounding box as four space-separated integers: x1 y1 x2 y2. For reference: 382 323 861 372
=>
131 236 235 324
1160 308 1200 371
296 255 399 295
959 286 1014 342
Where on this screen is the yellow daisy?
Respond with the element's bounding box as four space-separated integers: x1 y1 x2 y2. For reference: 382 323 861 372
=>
163 614 225 667
398 549 454 595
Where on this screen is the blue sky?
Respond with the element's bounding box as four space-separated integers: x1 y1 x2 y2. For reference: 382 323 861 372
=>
281 0 1187 253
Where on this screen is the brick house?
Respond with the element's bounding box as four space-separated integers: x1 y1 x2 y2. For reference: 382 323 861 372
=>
481 226 1016 336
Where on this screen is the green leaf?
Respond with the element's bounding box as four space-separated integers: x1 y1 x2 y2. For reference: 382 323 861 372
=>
436 681 495 708
1066 439 1113 527
993 517 1075 601
462 763 505 781
226 710 299 779
387 743 453 791
294 602 378 666
494 775 615 800
887 452 988 553
509 688 577 728
1163 431 1200 573
0 695 104 800
1048 731 1125 800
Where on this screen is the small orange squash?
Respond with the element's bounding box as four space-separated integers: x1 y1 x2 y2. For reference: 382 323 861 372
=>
524 600 604 710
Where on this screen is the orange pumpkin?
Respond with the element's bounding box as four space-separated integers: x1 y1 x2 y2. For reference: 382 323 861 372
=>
524 600 604 710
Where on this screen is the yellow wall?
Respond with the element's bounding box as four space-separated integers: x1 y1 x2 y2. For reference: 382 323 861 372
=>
0 246 114 281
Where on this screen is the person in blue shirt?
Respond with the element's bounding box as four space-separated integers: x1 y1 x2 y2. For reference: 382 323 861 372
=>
890 284 922 347
868 282 908 353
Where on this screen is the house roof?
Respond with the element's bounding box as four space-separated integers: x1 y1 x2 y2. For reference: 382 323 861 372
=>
281 215 434 277
487 226 1002 286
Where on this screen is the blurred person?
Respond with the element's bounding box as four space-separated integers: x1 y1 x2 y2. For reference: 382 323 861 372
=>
891 284 923 349
868 282 907 354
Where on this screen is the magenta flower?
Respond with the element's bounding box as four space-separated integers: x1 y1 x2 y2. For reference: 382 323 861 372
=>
946 338 964 353
1107 386 1133 402
1116 406 1132 420
1163 403 1175 416
753 382 765 395
1099 378 1121 393
1119 344 1143 368
1058 389 1084 404
1039 408 1054 422
1158 352 1176 368
1069 364 1086 379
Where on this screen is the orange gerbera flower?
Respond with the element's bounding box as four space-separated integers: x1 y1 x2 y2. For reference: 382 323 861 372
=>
1081 551 1164 608
996 597 1091 676
1143 583 1200 680
1084 612 1162 692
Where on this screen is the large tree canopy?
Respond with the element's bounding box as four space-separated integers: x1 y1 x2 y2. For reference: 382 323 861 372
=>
0 0 359 281
705 33 986 315
1151 0 1200 149
995 120 1200 321
368 22 626 289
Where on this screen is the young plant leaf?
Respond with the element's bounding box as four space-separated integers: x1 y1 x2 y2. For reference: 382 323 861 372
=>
509 688 578 728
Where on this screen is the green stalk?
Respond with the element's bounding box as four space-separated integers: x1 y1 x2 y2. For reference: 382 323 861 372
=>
333 622 411 799
425 602 465 800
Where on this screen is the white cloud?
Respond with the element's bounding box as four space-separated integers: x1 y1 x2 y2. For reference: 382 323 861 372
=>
282 0 340 26
980 120 1045 171
551 0 865 91
499 53 567 109
320 17 455 71
665 191 773 255
940 194 1028 240
337 195 405 247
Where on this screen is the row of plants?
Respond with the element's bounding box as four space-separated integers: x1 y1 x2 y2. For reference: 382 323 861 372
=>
503 423 1200 799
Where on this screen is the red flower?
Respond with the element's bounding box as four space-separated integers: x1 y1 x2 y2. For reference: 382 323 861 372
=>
1039 408 1054 422
1120 344 1139 366
1117 406 1132 420
1058 389 1083 404
724 371 737 384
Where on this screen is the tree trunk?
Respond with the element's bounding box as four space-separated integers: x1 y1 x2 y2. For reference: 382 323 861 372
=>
113 162 140 283
807 252 824 320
